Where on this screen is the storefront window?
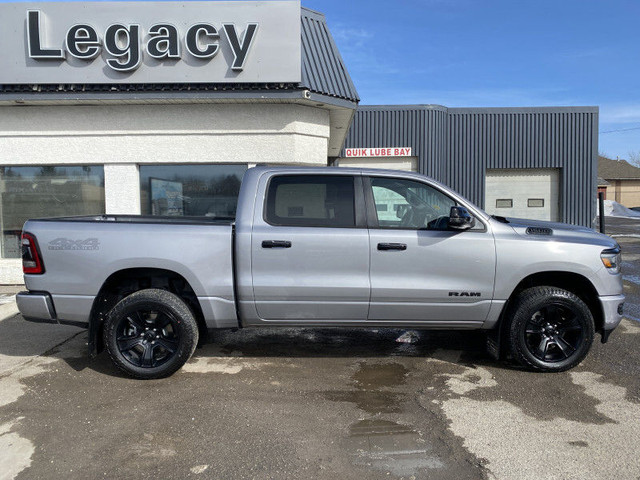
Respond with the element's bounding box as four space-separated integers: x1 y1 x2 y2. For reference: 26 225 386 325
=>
139 165 247 218
0 166 105 258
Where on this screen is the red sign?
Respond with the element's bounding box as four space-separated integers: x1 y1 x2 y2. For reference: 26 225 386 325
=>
344 147 412 157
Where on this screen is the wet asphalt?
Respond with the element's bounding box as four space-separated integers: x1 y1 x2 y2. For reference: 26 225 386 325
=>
0 217 639 480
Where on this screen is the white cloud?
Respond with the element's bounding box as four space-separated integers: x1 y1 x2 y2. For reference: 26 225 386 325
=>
599 105 640 124
330 25 373 47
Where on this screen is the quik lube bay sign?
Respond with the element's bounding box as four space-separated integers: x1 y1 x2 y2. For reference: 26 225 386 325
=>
0 1 301 84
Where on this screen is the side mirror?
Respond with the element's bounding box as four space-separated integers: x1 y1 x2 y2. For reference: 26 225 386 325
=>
448 206 475 230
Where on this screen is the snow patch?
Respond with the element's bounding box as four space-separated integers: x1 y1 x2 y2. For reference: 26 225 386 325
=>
600 200 640 218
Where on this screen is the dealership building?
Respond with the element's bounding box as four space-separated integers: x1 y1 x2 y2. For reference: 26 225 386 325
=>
0 1 598 283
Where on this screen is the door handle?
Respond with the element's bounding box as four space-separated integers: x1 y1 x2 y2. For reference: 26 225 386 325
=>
262 240 292 249
377 242 407 251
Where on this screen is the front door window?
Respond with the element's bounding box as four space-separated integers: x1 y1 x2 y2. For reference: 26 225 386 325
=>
370 177 456 230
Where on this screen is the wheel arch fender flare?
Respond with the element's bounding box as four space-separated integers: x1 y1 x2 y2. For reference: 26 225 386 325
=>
87 267 206 358
488 271 603 360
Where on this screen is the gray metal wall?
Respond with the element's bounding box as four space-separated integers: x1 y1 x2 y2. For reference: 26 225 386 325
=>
342 105 599 226
342 105 447 179
300 8 360 102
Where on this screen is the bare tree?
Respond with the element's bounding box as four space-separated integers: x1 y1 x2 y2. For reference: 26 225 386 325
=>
628 151 640 167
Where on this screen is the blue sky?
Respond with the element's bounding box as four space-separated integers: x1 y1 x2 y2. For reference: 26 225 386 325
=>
304 0 640 160
3 0 639 159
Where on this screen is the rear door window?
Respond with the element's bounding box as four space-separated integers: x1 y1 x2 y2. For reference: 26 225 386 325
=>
265 175 356 227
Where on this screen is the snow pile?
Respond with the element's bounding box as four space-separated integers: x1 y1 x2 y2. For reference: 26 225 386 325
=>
601 200 640 218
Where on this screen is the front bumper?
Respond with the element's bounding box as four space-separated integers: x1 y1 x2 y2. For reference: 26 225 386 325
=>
16 291 57 323
599 294 625 342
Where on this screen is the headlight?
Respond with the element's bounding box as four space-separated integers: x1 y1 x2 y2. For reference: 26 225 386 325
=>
601 247 621 274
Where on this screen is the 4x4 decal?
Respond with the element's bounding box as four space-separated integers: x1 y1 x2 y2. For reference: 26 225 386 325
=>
48 238 100 251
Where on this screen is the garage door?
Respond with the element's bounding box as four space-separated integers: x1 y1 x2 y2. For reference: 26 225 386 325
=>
337 156 418 172
485 169 560 221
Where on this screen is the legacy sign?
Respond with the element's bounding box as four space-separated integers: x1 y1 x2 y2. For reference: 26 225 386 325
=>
0 1 301 84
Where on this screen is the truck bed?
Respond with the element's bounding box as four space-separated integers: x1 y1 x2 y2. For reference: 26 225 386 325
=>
22 216 238 329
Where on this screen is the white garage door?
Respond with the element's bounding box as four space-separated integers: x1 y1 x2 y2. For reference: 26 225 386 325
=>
485 169 560 221
337 156 418 172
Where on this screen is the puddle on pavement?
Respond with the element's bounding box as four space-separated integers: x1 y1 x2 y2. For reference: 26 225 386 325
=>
352 362 408 389
208 327 434 358
346 419 443 476
324 389 403 414
323 362 409 414
623 274 640 285
324 362 448 475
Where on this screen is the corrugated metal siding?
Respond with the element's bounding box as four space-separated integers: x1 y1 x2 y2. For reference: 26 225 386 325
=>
448 109 598 227
344 105 447 179
343 106 598 226
300 8 359 102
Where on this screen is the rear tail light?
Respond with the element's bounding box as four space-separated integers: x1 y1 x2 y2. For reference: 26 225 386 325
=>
22 232 45 274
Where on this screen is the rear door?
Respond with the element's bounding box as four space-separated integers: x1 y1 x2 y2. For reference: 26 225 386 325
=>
366 175 496 326
250 173 370 321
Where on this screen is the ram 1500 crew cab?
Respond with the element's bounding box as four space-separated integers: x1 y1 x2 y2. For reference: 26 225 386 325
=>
17 167 624 378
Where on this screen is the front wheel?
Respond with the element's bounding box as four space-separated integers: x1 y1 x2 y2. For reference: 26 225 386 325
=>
103 289 199 379
505 287 594 372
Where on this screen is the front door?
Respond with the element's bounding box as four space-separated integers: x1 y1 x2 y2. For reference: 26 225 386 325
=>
250 173 370 321
366 175 496 325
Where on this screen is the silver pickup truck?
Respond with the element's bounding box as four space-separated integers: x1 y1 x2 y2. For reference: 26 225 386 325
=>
17 167 624 378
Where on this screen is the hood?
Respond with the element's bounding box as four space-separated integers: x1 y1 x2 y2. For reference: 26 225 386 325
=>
494 216 618 249
505 217 594 233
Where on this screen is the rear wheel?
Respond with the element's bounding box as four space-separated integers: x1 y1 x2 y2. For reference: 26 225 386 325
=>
103 288 198 379
505 287 594 372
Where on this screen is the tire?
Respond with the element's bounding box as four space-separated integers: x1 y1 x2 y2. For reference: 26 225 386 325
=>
505 287 594 372
103 288 199 379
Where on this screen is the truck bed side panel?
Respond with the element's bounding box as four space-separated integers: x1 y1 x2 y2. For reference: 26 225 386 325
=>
23 220 237 328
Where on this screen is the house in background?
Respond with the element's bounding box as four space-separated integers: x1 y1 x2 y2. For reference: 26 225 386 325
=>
598 156 640 207
597 177 610 198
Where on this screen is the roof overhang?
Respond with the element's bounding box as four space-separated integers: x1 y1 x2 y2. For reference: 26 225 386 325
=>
0 88 356 157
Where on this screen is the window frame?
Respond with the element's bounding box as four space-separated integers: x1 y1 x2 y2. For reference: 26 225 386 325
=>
363 175 486 232
263 174 366 229
527 198 545 208
139 163 248 218
496 199 513 208
0 164 106 258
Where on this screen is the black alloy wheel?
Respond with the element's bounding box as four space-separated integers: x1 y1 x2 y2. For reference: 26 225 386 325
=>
115 309 181 369
506 286 594 372
104 289 199 379
524 303 584 363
